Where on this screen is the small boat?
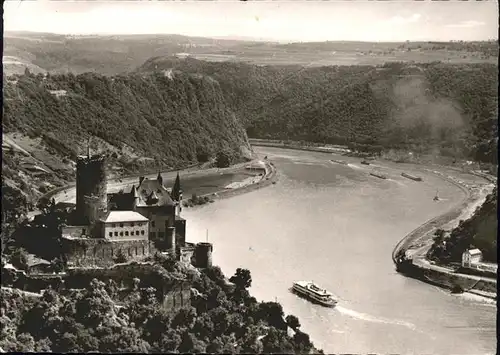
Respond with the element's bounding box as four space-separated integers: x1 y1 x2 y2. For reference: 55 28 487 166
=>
433 190 440 201
331 159 348 165
360 160 370 165
292 281 337 307
370 172 387 180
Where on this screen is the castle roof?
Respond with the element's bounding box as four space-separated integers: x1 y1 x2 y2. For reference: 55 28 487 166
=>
136 178 175 207
465 248 482 256
102 211 149 223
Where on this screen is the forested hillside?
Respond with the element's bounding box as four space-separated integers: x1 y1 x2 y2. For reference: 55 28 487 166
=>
139 58 498 164
2 70 251 233
428 187 498 263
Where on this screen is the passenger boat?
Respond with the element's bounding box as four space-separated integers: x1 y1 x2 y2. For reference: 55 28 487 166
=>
292 281 337 307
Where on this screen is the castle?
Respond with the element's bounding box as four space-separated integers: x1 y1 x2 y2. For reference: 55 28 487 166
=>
61 151 212 269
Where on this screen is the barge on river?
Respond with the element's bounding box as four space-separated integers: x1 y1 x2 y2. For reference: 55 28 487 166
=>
370 172 387 180
401 172 423 182
330 159 348 165
292 281 337 307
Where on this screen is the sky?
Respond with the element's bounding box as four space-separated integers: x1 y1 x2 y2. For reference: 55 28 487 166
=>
4 0 499 42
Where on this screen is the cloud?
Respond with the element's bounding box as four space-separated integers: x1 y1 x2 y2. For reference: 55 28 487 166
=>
387 13 421 25
445 20 486 28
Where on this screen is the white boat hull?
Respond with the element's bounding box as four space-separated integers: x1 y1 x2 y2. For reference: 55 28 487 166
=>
292 282 337 307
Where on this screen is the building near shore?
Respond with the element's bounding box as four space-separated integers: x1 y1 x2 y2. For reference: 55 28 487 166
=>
461 248 483 267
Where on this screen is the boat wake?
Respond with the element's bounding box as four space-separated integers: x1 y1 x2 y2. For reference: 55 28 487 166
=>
347 163 363 170
335 306 416 330
386 178 406 186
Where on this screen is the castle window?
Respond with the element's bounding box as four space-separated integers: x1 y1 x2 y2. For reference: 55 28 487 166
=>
119 223 124 228
152 221 156 227
109 232 112 237
114 232 118 236
141 230 145 235
112 223 116 228
135 247 138 255
150 232 156 239
131 222 135 227
120 232 124 236
165 220 169 228
128 248 132 256
142 246 145 254
130 231 134 236
81 228 85 235
158 232 165 238
125 231 129 236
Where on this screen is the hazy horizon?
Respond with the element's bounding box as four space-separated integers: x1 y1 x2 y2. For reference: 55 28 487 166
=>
4 29 497 45
4 1 498 43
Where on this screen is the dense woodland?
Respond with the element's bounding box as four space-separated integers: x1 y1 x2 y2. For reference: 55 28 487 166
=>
3 70 249 166
428 187 498 263
0 262 319 353
139 58 498 164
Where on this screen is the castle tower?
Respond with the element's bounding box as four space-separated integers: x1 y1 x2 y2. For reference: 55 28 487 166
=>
194 242 213 268
157 172 163 187
75 153 107 226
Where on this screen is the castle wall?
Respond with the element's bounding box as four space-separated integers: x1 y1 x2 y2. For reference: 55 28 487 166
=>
65 263 192 313
136 205 175 242
175 217 186 247
162 282 191 312
179 246 195 265
76 154 107 225
62 238 153 268
62 225 91 239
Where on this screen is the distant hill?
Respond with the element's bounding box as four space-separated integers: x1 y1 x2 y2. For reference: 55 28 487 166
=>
138 57 498 165
3 31 498 75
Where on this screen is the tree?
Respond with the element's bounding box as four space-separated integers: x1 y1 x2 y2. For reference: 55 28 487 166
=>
229 268 252 289
215 150 232 168
10 248 29 270
292 330 313 353
51 257 65 273
285 314 301 331
114 249 127 264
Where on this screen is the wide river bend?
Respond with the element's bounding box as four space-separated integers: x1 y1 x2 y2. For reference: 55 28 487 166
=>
183 146 496 354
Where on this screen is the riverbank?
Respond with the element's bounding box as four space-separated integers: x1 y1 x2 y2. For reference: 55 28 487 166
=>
392 169 496 300
193 161 278 204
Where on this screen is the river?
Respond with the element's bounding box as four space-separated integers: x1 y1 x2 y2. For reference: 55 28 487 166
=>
182 146 496 354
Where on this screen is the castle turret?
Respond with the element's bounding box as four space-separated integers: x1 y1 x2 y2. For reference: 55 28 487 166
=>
172 172 183 215
130 184 139 210
75 153 107 226
172 172 181 201
157 172 163 187
193 242 213 268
